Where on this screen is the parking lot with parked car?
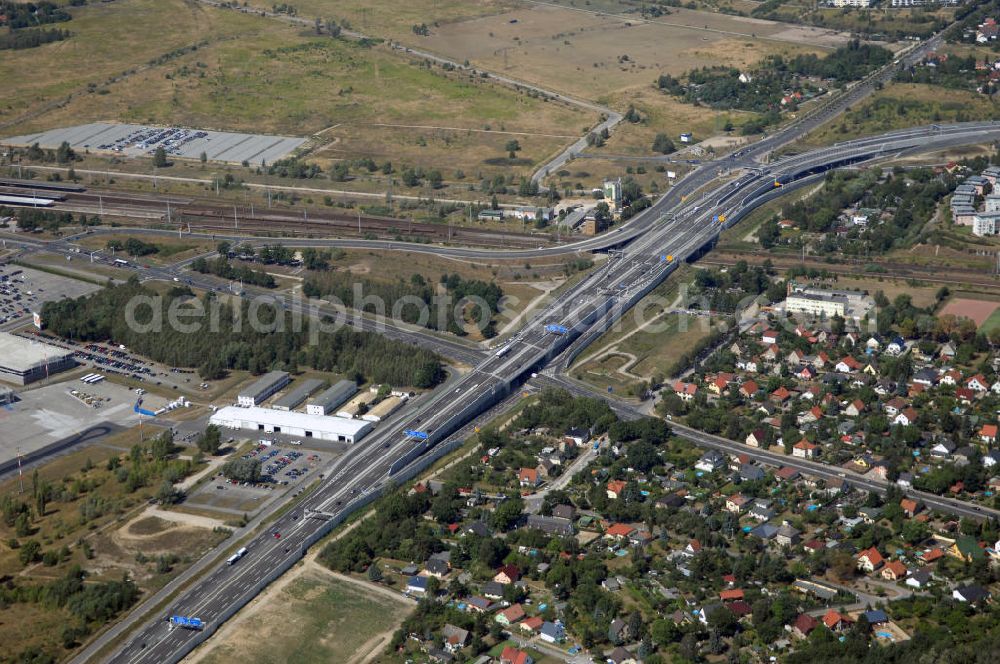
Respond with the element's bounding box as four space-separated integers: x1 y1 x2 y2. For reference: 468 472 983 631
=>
0 265 99 328
184 441 333 518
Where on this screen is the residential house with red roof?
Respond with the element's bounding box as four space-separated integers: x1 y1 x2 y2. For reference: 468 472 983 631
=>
980 423 998 445
857 547 885 573
500 645 533 664
606 480 627 499
518 468 539 487
881 560 908 581
793 439 818 459
822 609 853 632
792 613 818 639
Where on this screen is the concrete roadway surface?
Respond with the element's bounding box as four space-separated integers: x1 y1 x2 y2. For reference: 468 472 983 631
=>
103 193 693 663
40 119 1000 663
2 234 488 366
23 117 1000 269
20 116 1000 664
534 373 1000 523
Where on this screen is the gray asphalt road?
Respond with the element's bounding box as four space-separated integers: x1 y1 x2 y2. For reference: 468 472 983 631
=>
45 27 1000 662
89 118 1000 664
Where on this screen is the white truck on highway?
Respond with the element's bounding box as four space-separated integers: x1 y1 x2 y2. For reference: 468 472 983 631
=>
226 547 248 565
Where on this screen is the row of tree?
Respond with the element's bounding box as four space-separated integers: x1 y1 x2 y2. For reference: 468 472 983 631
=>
0 27 69 50
190 256 276 288
41 279 446 387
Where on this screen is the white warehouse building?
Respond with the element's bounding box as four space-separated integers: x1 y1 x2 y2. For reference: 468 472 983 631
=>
210 406 373 443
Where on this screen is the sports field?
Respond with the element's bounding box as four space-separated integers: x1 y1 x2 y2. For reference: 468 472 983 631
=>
941 297 1000 329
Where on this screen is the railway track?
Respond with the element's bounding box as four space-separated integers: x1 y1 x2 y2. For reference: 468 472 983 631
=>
699 252 1000 289
35 187 560 248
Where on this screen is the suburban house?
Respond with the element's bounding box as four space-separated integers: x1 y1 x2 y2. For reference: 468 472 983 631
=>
499 646 533 664
539 621 565 643
857 547 885 573
518 468 540 487
953 585 991 604
881 560 908 581
495 604 525 626
792 613 818 639
822 609 853 632
493 565 521 585
746 429 767 448
606 480 627 499
605 523 636 542
725 494 751 514
793 439 819 459
980 423 998 445
407 576 429 594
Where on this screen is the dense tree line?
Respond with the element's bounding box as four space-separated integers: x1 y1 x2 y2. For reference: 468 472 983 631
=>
0 565 139 661
0 27 69 50
760 167 953 255
0 1 72 29
895 54 987 93
691 261 780 312
190 256 276 288
513 387 617 436
105 237 158 257
266 157 322 179
320 490 441 572
1 565 138 660
303 271 504 337
658 41 892 128
41 279 445 387
221 458 261 483
7 208 100 232
22 140 77 164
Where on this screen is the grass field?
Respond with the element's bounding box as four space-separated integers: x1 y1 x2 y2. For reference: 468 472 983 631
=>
323 248 591 335
2 1 592 181
189 565 412 664
0 0 262 132
312 122 574 185
570 265 719 392
545 155 687 193
246 0 520 44
799 83 1000 148
0 425 227 660
416 3 838 103
982 307 1000 335
75 234 213 266
592 86 759 156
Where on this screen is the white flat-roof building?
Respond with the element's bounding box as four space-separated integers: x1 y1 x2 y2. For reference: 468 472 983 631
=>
209 406 373 443
237 371 290 407
0 333 76 385
973 213 1000 237
786 292 848 318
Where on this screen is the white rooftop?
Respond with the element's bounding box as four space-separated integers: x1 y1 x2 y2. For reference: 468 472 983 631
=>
0 333 74 372
211 406 371 436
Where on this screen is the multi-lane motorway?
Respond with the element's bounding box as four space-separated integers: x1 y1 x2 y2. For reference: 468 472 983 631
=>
85 117 1000 664
8 26 993 661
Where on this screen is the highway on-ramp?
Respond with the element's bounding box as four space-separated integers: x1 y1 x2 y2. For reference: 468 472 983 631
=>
89 118 1000 664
